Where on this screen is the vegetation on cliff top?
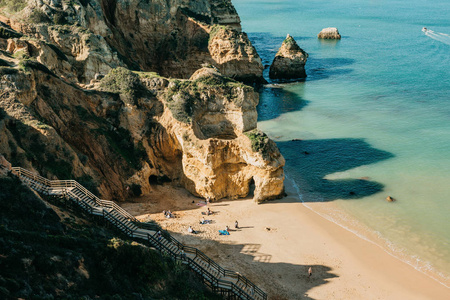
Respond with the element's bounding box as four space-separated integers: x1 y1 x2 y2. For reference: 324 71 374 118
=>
245 129 277 160
0 174 222 299
165 73 251 124
0 0 26 13
209 24 228 40
99 67 143 98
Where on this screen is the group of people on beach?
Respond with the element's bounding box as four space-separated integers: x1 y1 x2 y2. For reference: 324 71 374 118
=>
162 210 174 218
186 197 240 236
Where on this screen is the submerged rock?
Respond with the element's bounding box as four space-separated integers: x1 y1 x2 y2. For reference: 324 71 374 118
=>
269 34 308 80
318 27 341 39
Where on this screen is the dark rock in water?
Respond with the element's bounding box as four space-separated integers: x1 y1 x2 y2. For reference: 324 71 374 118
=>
349 191 356 195
269 34 308 81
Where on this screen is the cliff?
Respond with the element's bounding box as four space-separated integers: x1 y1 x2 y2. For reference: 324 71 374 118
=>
0 0 263 84
0 0 283 203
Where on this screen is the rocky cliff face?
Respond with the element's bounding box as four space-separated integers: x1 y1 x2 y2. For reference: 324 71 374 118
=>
269 34 308 81
0 0 263 84
0 0 283 203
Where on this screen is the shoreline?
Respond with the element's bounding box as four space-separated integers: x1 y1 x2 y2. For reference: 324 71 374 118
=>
122 183 450 299
287 175 450 290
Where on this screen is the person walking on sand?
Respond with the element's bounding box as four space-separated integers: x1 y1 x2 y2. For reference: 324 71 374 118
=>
234 220 239 229
308 267 312 279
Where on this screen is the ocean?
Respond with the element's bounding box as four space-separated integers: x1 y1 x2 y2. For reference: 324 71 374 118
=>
233 0 450 287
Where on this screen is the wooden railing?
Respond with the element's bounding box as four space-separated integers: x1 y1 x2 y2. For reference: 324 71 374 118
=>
11 166 267 300
103 209 134 236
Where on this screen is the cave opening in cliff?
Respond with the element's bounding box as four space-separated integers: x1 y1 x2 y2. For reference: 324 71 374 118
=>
149 175 172 185
248 177 255 198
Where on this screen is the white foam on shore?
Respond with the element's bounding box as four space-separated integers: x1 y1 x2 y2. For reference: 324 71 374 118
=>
284 174 450 289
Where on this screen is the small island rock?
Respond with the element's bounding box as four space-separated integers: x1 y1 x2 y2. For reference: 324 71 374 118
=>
318 27 341 39
269 34 308 80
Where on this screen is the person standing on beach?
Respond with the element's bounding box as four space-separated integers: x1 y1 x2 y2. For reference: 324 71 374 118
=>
308 267 312 279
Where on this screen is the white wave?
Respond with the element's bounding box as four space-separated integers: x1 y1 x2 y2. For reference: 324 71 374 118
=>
424 29 450 45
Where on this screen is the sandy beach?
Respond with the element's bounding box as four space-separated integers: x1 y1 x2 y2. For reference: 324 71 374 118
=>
122 182 450 300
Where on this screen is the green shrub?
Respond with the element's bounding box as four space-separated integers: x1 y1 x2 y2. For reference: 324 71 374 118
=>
0 0 27 12
94 127 147 170
209 24 228 42
28 10 51 24
244 129 274 158
53 12 67 25
19 59 55 76
99 67 143 98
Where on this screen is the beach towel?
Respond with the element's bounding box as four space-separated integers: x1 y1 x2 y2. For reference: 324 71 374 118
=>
218 230 229 235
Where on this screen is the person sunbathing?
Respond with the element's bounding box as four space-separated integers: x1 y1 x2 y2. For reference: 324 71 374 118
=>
199 217 211 225
188 226 197 234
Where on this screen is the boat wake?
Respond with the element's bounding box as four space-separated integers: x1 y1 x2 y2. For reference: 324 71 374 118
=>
423 28 450 45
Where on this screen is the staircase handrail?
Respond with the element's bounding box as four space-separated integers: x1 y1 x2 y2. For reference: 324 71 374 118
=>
66 189 95 215
12 165 267 300
103 209 134 236
99 199 138 222
157 232 265 298
49 180 77 189
147 233 221 289
11 167 52 187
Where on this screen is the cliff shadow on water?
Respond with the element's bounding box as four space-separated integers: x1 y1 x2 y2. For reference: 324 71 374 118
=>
275 138 394 202
257 85 309 121
306 57 355 81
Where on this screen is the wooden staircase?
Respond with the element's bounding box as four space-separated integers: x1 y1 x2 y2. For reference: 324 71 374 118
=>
9 166 267 300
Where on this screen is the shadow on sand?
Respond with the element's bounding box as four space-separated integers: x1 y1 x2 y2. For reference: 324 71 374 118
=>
172 232 337 300
275 138 394 202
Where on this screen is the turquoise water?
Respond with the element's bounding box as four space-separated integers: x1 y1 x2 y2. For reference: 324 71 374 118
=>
234 0 450 285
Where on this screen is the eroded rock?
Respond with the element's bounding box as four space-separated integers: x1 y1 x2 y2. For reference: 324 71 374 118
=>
269 34 308 81
318 27 341 39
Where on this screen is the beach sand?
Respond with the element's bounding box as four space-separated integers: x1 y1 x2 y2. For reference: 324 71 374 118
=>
122 183 449 300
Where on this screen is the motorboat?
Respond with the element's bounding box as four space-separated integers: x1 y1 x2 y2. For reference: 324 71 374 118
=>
422 27 428 32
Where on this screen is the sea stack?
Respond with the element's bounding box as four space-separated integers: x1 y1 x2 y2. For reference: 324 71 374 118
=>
318 27 341 39
269 34 308 80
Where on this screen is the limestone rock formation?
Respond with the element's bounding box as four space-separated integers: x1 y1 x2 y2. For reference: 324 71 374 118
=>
318 27 341 39
160 67 284 201
208 25 264 84
269 34 308 80
0 0 263 84
0 1 283 203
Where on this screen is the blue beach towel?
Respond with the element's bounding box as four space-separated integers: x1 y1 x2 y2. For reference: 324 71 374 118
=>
219 230 229 235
